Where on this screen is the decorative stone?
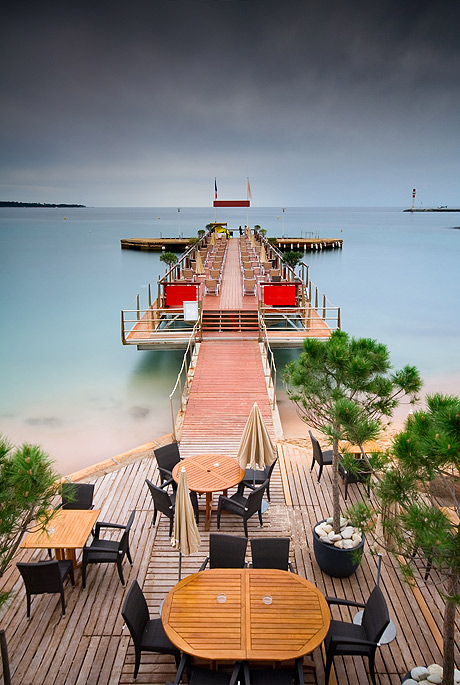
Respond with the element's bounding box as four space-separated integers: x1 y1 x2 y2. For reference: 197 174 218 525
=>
328 532 342 542
351 537 363 548
404 680 419 685
341 526 355 539
319 535 333 545
333 540 344 548
426 675 442 684
352 533 362 541
411 666 429 680
427 665 443 677
326 517 333 524
322 524 333 534
342 539 354 549
454 668 460 682
314 524 326 536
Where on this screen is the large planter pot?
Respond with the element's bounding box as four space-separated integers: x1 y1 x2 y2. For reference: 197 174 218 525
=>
313 519 365 578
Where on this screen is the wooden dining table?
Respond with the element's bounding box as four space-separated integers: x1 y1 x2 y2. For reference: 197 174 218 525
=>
161 568 330 661
172 454 244 530
21 509 100 568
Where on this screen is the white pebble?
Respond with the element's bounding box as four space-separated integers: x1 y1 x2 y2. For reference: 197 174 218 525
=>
314 524 326 536
319 535 333 545
427 665 443 677
351 537 363 548
342 539 354 549
427 675 442 684
333 540 344 548
404 680 419 685
341 526 355 539
454 668 460 682
411 666 429 680
322 524 333 534
328 532 342 542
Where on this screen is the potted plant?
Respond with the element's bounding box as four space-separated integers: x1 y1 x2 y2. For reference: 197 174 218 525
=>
160 251 178 270
351 394 460 685
283 330 421 577
282 250 303 271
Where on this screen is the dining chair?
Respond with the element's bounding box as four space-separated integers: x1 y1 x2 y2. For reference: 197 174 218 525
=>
166 653 242 685
121 580 180 680
338 456 371 500
82 510 135 588
237 457 278 502
309 430 333 483
243 278 256 295
324 585 390 685
217 480 268 537
16 559 74 618
154 441 181 490
145 478 199 536
61 482 95 510
243 658 305 684
250 537 294 572
199 533 248 570
205 278 220 295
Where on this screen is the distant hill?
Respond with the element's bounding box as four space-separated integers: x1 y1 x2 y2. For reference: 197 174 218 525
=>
0 201 86 208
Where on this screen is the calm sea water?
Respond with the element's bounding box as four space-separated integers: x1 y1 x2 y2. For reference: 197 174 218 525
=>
1 206 459 475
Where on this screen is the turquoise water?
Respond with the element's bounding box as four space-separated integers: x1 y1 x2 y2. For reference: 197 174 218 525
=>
1 206 459 474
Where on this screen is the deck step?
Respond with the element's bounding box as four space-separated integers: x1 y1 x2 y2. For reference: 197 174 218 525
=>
202 309 259 332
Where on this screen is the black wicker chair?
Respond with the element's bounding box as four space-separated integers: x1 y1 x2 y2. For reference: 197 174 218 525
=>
145 478 199 536
61 482 95 509
166 653 242 685
121 580 180 680
16 559 74 618
199 533 247 570
324 585 390 684
217 480 268 537
243 658 305 684
82 510 135 588
250 537 294 572
309 431 334 483
237 457 278 501
154 441 181 489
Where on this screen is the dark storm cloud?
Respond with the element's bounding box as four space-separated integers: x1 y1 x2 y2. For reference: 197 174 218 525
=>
1 0 459 205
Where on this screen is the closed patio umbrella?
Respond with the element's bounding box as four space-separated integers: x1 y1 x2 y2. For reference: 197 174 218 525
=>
172 467 201 581
195 251 204 275
237 402 276 486
259 243 267 265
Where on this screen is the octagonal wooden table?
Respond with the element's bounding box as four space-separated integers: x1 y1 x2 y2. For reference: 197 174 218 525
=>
173 454 244 530
161 568 330 661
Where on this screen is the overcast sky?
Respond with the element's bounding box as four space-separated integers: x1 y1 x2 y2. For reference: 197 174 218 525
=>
1 0 459 207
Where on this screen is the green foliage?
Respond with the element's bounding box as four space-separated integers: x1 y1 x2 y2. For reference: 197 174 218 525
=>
258 228 267 237
160 251 178 268
0 436 61 605
197 229 205 239
283 330 421 532
282 250 303 269
267 237 278 246
188 237 199 246
349 394 460 685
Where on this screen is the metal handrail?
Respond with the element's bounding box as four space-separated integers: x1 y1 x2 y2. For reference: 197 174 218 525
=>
260 304 341 332
169 321 201 439
258 315 277 408
122 306 202 343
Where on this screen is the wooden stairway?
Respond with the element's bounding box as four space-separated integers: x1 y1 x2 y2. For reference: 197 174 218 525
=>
201 309 259 337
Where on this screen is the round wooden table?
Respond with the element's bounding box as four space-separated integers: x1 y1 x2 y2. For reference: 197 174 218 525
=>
161 568 331 661
173 454 244 530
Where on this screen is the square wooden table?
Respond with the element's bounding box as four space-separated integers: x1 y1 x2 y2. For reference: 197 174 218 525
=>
173 454 244 530
21 509 100 568
161 568 330 661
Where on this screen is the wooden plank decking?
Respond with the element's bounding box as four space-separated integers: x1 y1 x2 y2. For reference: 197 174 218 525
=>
1 436 456 685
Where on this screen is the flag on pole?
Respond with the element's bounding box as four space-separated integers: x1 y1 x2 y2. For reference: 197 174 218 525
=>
247 177 252 201
214 178 218 200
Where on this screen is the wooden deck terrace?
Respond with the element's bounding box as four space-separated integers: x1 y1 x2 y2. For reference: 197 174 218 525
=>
123 237 333 349
0 436 454 685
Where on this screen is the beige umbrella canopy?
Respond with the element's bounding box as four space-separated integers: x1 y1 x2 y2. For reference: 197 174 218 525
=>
259 243 267 265
195 251 204 275
210 231 216 246
172 467 201 580
237 402 276 475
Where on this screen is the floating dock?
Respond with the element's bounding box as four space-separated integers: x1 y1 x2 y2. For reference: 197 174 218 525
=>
121 238 190 251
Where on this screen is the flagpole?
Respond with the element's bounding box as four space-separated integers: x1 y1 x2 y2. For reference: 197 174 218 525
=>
246 177 250 226
214 177 217 223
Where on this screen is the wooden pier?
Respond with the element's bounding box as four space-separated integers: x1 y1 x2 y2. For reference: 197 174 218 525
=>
121 233 339 349
121 238 191 251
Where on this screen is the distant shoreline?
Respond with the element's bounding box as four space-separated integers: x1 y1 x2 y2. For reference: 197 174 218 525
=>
0 201 86 208
403 207 460 212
